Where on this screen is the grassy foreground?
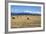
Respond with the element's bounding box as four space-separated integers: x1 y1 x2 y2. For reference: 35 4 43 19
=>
11 15 41 28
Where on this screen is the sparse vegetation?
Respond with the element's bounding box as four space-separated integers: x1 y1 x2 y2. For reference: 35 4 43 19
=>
11 15 41 28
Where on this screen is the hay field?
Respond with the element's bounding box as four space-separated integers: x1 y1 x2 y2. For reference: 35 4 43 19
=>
11 15 41 28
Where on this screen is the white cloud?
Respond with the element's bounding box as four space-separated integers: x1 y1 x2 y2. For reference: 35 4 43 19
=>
24 10 41 14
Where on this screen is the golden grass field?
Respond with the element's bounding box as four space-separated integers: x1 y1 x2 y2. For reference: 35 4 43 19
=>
11 15 41 28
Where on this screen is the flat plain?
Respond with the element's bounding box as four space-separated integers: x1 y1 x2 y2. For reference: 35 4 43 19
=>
11 15 41 28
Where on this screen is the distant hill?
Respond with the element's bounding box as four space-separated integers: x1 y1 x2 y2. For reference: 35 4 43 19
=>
11 13 41 16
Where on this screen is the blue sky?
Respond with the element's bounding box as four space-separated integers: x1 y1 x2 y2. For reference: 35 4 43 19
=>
11 5 41 14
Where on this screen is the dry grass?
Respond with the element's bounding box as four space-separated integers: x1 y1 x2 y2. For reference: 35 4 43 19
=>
11 15 41 28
